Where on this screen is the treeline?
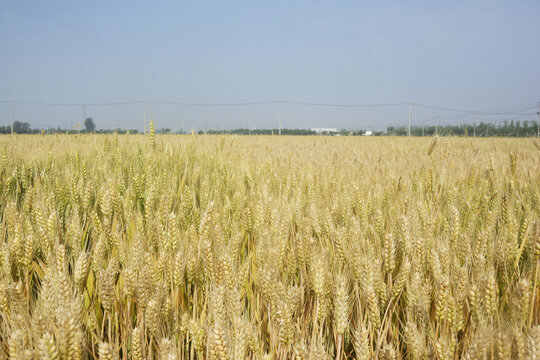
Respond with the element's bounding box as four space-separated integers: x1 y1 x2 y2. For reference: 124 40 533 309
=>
0 123 367 136
0 121 139 134
2 120 539 137
387 120 539 137
207 129 378 136
207 128 315 135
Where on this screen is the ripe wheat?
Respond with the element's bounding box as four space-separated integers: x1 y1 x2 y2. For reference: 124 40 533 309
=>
0 134 538 359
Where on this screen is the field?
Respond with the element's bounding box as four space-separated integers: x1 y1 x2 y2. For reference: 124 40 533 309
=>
0 134 539 359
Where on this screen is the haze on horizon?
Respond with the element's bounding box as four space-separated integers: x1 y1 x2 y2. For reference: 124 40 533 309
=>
1 1 539 132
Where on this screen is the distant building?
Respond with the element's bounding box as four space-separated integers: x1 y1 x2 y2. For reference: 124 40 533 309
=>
311 128 338 134
364 130 373 136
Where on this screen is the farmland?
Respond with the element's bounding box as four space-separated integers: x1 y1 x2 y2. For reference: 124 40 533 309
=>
0 134 539 359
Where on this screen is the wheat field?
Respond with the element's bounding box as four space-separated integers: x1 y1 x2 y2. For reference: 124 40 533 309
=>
0 133 539 359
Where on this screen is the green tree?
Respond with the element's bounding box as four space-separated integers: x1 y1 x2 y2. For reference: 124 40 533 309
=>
84 117 96 132
13 121 31 133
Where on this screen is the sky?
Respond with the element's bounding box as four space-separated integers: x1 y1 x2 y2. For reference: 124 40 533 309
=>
1 0 539 131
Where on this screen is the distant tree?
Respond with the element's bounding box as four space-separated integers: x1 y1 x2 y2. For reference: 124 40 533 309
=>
13 121 31 133
84 117 96 132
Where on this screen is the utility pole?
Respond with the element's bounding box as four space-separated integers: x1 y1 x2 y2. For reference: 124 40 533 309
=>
9 99 13 135
473 111 477 138
422 126 424 137
249 120 252 135
408 101 412 136
181 120 184 135
144 99 147 134
278 100 282 135
82 105 86 131
537 102 539 138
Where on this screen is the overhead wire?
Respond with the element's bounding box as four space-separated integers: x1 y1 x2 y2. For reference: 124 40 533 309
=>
6 99 537 113
4 98 538 130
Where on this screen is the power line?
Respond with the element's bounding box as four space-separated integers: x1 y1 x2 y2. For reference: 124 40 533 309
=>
279 100 409 108
5 98 539 132
412 102 537 115
150 100 279 106
9 99 407 108
13 100 142 106
7 99 538 115
148 100 411 107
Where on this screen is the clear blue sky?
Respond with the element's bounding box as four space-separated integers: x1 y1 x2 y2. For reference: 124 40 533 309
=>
1 1 539 131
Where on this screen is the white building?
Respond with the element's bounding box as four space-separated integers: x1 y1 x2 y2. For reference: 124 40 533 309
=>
364 130 373 136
